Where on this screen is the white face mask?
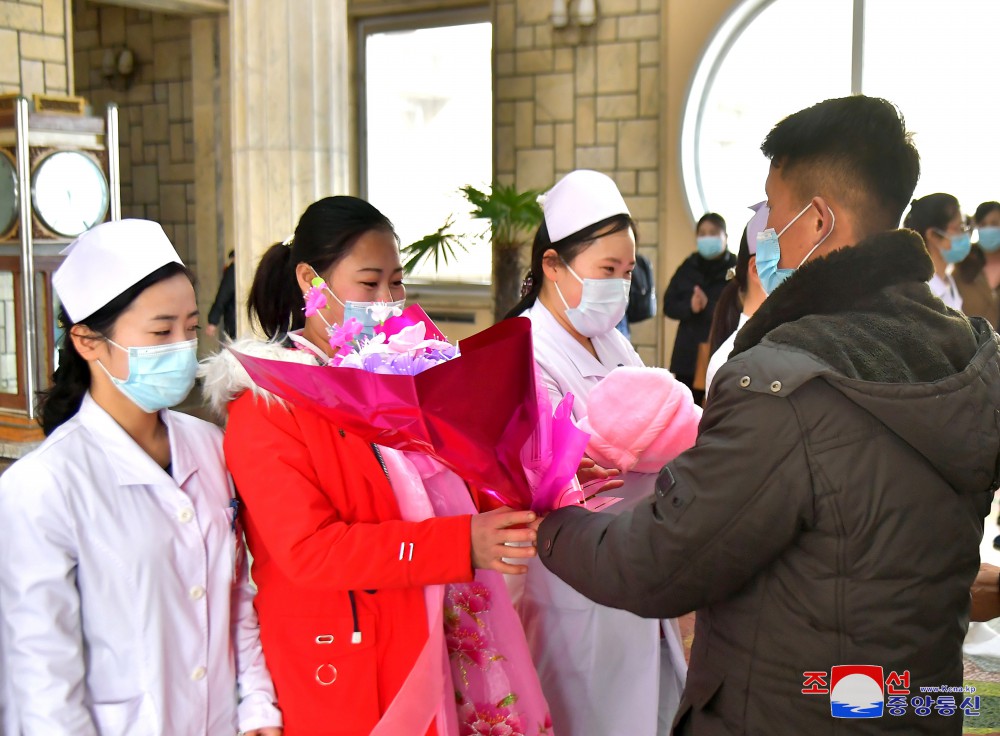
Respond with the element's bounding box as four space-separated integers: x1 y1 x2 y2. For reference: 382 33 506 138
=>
554 260 630 337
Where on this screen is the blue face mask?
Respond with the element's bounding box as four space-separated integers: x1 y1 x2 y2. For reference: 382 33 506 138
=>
936 230 971 264
99 338 199 413
341 299 406 337
755 203 836 295
978 227 1000 253
696 235 726 259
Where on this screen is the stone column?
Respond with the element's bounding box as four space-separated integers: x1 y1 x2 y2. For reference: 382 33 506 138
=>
228 0 350 334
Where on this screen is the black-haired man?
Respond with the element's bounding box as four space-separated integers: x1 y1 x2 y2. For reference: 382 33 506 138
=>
537 95 1000 734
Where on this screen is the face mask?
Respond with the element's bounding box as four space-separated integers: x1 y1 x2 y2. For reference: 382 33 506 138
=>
934 230 971 264
979 227 1000 253
696 235 726 259
98 338 198 413
554 260 630 337
307 267 404 337
755 203 836 295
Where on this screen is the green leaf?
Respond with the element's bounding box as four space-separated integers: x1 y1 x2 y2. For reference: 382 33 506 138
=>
497 693 518 708
400 217 468 275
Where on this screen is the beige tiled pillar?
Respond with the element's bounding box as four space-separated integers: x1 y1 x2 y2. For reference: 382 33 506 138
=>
229 0 350 335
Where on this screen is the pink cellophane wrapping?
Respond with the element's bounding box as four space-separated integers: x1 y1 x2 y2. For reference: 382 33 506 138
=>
231 315 588 512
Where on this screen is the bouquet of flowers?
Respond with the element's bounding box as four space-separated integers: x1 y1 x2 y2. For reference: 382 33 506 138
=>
232 289 590 512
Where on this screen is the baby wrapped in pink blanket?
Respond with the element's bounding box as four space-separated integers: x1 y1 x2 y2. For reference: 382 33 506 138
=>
578 366 702 474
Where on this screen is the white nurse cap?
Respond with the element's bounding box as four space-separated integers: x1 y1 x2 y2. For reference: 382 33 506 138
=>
538 169 631 243
53 219 183 322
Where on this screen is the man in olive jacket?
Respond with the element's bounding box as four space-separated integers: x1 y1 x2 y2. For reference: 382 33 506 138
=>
537 95 1000 735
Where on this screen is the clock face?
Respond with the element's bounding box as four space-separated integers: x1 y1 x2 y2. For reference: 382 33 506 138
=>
31 151 109 239
0 153 16 238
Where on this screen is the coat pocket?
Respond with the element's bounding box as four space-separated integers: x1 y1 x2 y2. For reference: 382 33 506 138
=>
673 666 726 730
89 694 155 736
265 614 380 734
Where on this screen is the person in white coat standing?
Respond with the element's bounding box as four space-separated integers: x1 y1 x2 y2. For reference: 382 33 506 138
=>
505 170 688 736
0 219 282 736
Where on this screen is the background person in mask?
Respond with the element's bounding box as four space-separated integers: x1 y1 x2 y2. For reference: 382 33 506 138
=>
663 213 736 404
0 220 282 735
535 95 1000 735
704 203 769 399
506 169 690 736
903 192 969 311
955 201 1000 332
200 196 548 736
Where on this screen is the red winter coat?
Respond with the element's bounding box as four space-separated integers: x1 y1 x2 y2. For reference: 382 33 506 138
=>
218 354 475 735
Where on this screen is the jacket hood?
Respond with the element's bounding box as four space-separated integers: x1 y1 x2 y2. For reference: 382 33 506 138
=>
198 337 316 417
729 229 1000 496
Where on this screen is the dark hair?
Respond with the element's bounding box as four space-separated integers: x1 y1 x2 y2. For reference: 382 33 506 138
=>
227 249 235 259
247 196 397 339
36 262 191 436
505 214 637 319
975 201 1000 225
697 212 726 234
903 192 960 243
707 227 750 354
761 95 920 237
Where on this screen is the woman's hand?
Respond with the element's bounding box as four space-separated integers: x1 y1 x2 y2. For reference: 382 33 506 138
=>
471 507 537 575
577 457 624 496
243 729 282 735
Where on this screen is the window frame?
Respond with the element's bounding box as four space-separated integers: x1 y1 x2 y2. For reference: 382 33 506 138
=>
680 0 869 225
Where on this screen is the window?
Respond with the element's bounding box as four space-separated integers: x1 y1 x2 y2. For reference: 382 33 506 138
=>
359 12 493 284
683 0 1000 242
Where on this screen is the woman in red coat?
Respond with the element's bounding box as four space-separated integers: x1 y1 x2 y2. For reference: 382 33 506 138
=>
202 196 539 735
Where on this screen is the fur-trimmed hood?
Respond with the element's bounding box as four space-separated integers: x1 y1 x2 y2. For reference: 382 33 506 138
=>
199 337 317 417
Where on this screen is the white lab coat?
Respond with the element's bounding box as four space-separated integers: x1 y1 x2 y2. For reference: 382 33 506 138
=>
0 393 280 736
929 271 963 311
518 302 687 736
704 312 750 398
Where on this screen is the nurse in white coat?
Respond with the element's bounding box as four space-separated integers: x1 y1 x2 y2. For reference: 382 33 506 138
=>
0 220 282 736
505 170 686 736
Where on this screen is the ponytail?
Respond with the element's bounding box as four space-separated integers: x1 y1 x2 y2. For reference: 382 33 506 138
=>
38 310 92 436
36 262 191 435
247 242 301 340
707 226 751 354
707 279 743 354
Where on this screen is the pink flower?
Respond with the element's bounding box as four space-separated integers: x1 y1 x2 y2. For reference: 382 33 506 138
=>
328 317 364 351
458 701 525 736
449 582 492 619
386 322 454 355
446 626 494 669
303 285 328 317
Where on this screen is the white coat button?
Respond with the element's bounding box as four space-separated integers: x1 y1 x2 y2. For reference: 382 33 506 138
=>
739 376 751 388
189 585 205 600
770 381 782 393
178 508 194 523
191 666 206 681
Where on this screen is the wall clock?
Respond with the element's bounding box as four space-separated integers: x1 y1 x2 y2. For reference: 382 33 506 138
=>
30 150 109 239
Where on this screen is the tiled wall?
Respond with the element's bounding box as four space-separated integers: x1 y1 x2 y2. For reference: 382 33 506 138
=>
493 0 662 363
72 0 197 272
0 0 71 96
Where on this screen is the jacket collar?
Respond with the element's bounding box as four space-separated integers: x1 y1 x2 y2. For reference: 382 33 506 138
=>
734 229 934 356
78 393 198 487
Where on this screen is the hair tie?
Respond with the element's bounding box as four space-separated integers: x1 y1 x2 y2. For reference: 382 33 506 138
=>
726 266 736 281
520 272 535 298
282 234 295 248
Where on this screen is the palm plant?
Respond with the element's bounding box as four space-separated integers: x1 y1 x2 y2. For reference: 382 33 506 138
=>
402 182 543 323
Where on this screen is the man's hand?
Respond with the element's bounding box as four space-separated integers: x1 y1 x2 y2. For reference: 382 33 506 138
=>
691 285 708 314
970 562 1000 622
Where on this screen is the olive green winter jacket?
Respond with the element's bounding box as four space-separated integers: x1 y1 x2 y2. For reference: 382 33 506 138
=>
538 230 1000 735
